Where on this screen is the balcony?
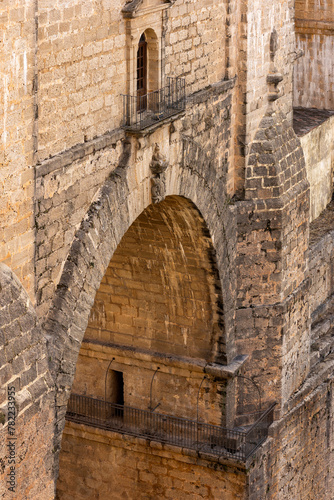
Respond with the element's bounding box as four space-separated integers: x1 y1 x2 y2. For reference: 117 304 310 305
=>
65 393 275 462
122 77 186 132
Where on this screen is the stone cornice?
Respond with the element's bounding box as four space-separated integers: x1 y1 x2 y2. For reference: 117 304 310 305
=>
82 337 248 379
295 18 334 35
122 0 175 19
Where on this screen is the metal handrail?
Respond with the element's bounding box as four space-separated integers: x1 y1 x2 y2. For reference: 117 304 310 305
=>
65 393 275 462
122 77 186 131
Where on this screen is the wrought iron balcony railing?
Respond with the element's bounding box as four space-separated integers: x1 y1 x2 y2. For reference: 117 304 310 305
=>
122 77 186 131
66 393 275 462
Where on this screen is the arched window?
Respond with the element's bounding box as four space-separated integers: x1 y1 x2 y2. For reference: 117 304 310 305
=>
137 33 147 111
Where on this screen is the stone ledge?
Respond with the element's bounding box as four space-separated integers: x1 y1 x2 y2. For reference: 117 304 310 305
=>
122 0 174 18
82 337 247 379
36 128 125 178
293 108 334 137
295 19 334 35
36 78 235 171
311 294 334 330
282 353 334 415
187 76 236 106
309 200 334 247
123 78 235 137
124 110 186 137
235 277 310 314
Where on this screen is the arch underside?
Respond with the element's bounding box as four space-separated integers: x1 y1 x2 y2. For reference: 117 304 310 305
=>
85 196 225 361
70 195 226 421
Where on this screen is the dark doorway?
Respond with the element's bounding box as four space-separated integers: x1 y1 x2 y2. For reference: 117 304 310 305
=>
108 369 124 405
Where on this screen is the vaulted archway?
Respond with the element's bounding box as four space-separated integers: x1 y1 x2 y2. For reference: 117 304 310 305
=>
56 195 228 498
86 196 225 360
71 196 226 413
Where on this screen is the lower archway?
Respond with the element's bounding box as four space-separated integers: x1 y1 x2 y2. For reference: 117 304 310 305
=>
56 196 228 499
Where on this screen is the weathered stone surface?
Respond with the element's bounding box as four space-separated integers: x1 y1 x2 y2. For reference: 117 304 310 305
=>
0 264 55 500
57 422 247 500
294 0 334 109
299 113 334 221
0 0 333 498
235 110 310 410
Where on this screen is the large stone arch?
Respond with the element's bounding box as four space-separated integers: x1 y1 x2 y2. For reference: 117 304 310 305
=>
44 159 236 455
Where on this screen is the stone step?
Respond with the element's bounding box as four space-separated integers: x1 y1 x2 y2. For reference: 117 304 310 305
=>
311 294 334 333
310 349 320 370
311 333 334 366
311 319 331 342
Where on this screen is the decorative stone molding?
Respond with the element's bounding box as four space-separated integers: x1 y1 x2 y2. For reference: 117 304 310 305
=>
267 29 283 102
149 143 168 203
82 338 248 379
269 29 279 61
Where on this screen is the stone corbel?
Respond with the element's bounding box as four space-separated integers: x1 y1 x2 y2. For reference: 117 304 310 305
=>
267 73 283 102
204 355 249 380
150 143 168 204
136 136 147 150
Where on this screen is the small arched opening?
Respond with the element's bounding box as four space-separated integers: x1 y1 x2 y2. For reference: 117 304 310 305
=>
136 29 160 112
136 33 147 110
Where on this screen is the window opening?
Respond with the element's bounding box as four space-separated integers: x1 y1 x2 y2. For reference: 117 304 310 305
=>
137 33 147 111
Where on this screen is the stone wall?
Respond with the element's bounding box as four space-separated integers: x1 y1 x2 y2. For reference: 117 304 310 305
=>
35 129 124 318
245 0 295 144
165 0 226 92
73 341 227 425
0 0 37 301
41 81 238 473
300 115 334 222
243 201 334 499
1 0 237 312
61 370 334 500
235 109 310 410
0 0 236 306
36 79 235 326
57 422 247 500
70 196 227 424
0 264 54 499
309 204 334 320
248 358 334 500
37 0 126 161
294 0 334 109
231 0 296 195
37 0 230 161
85 197 225 361
2 0 334 498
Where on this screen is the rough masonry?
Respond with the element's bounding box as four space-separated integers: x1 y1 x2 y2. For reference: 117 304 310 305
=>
0 0 334 499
